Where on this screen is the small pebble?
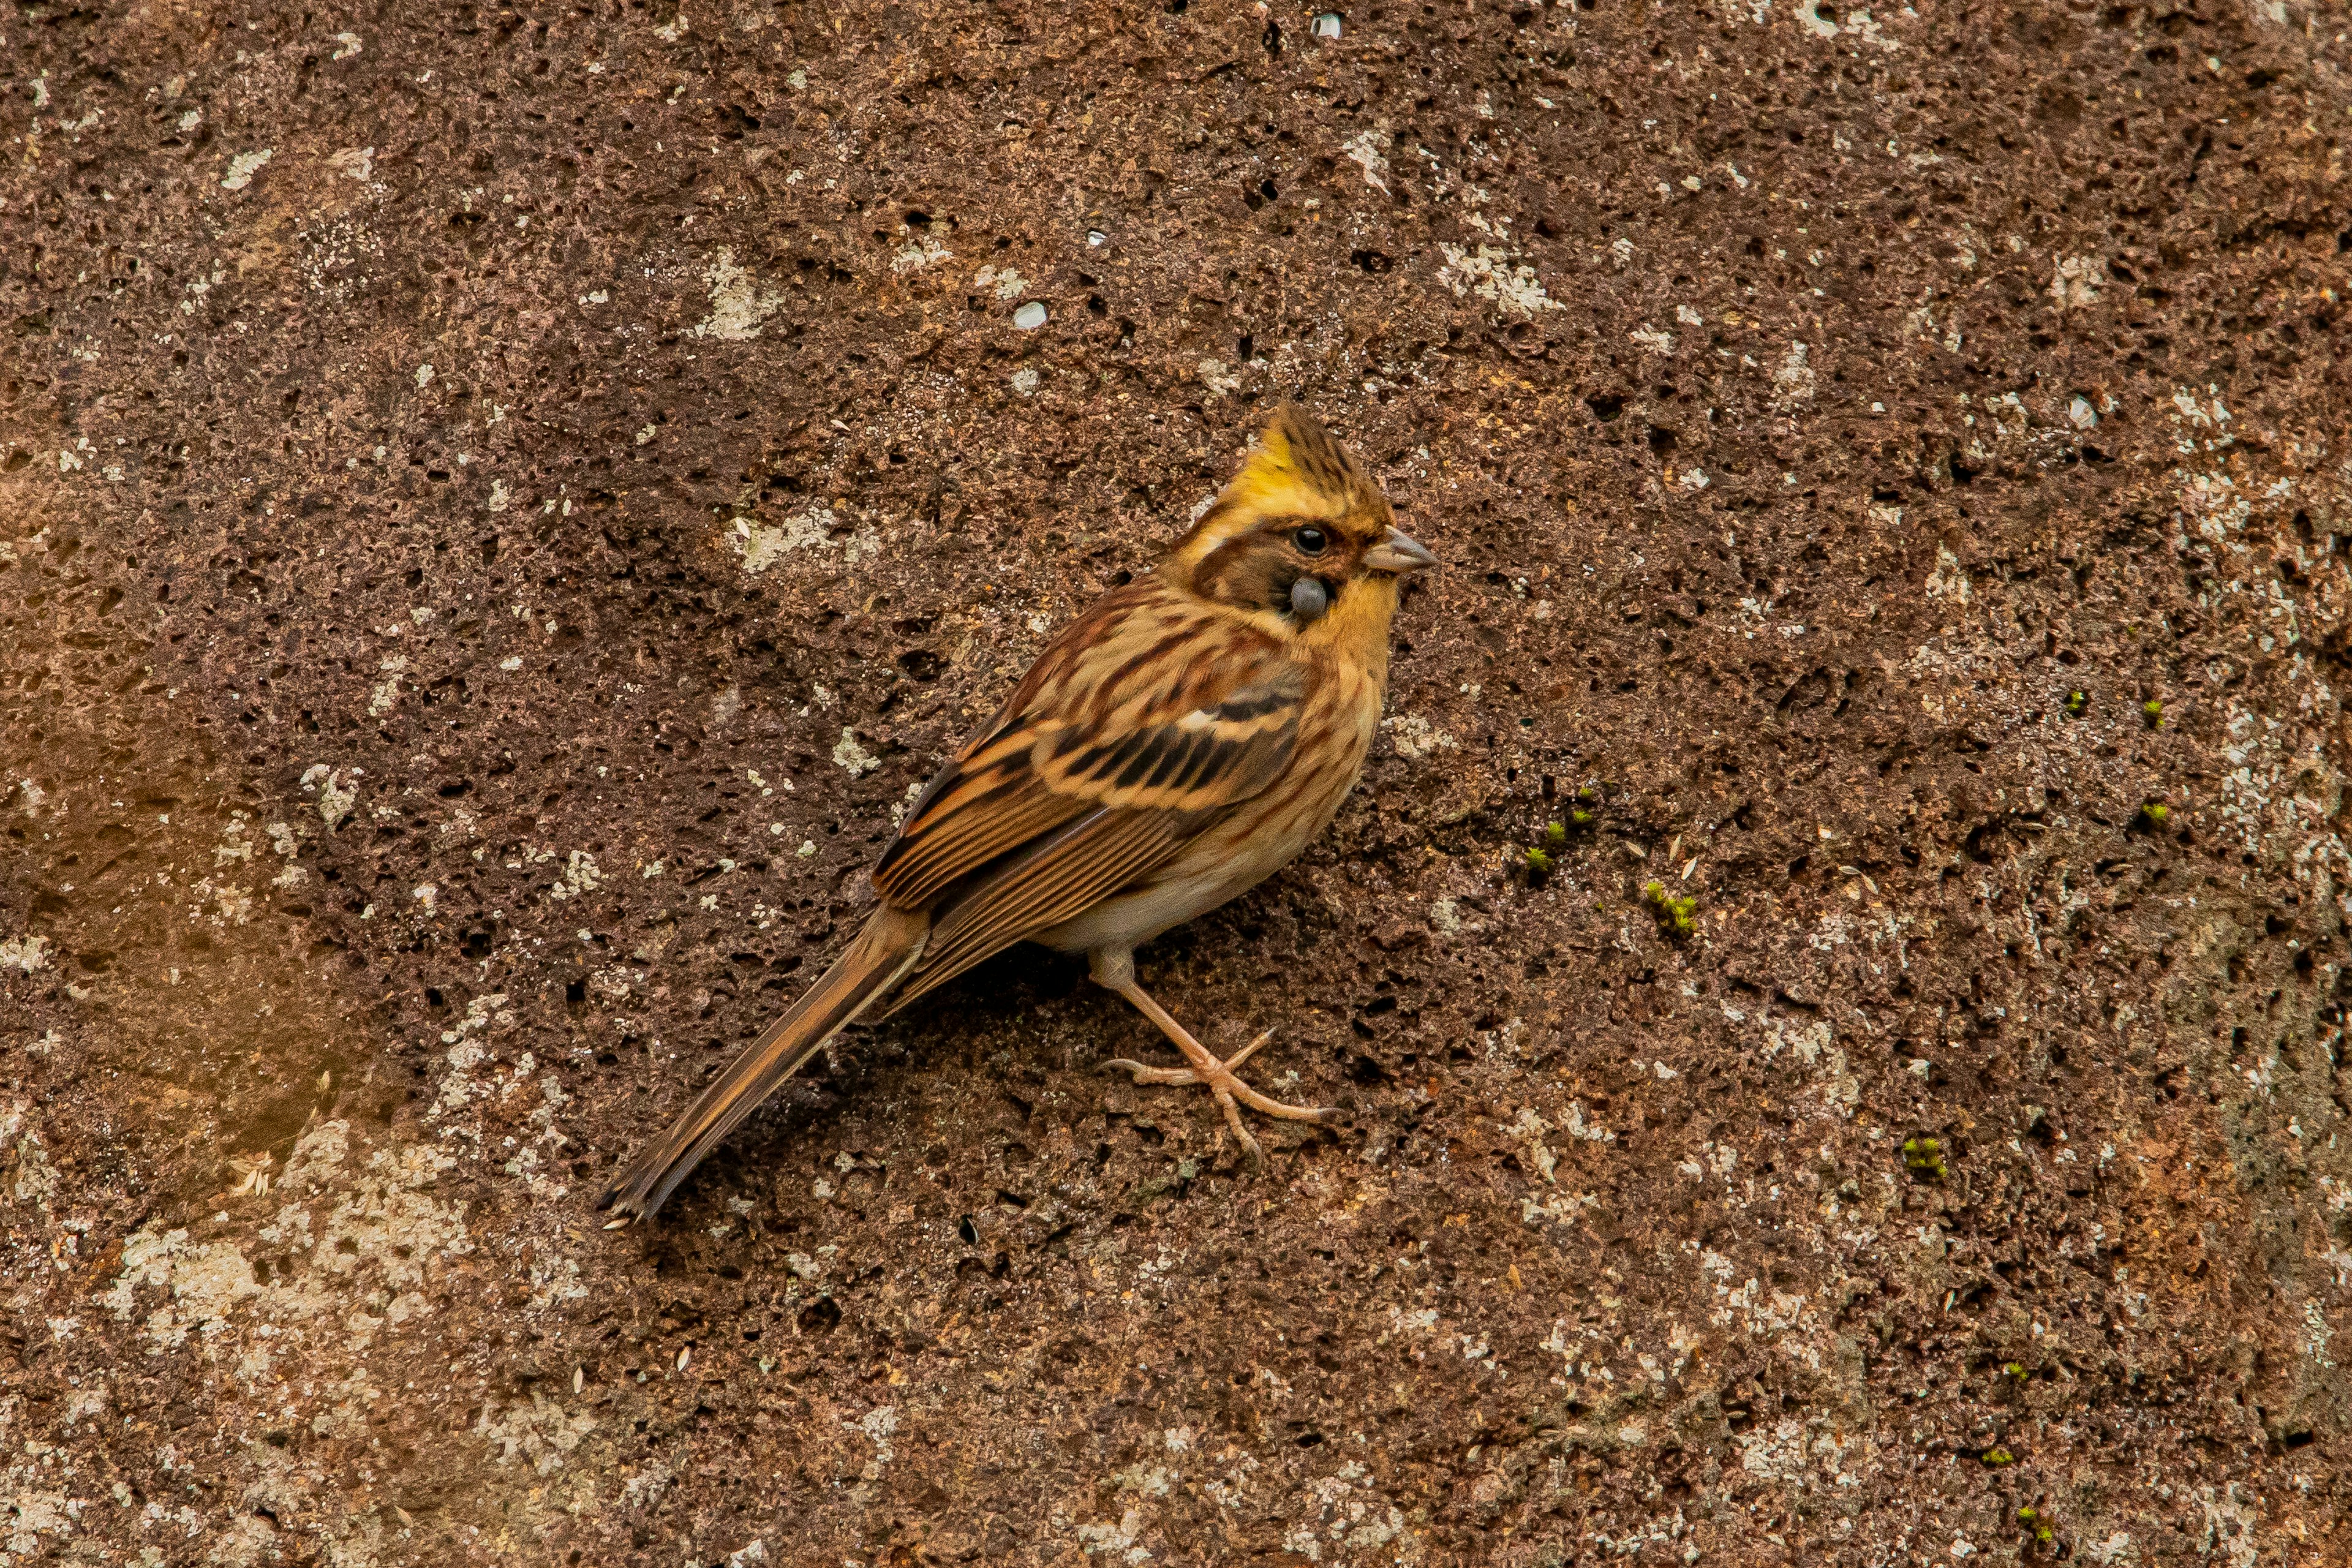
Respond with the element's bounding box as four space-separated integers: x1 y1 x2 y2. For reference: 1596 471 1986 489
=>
1312 12 1343 38
1012 300 1047 330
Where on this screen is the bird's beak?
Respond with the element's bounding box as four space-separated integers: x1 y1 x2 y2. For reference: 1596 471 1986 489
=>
1363 526 1438 576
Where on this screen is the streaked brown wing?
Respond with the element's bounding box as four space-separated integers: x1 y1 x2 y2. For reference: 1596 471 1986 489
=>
879 806 1188 1014
870 584 1298 910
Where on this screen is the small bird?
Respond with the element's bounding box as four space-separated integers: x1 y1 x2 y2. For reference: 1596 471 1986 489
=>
600 405 1436 1221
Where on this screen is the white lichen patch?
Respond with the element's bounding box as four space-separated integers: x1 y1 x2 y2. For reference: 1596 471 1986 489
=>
1924 545 1971 605
692 247 786 341
548 851 601 901
2050 253 2106 309
475 1393 597 1474
892 234 952 272
1757 1012 1858 1113
1 934 50 973
1382 713 1460 760
2176 469 2250 543
847 1405 899 1481
97 1123 472 1356
729 507 882 574
1438 243 1561 315
973 263 1028 300
368 655 407 717
221 149 274 190
327 146 374 181
1285 1460 1408 1562
298 764 360 830
1340 128 1390 193
0 1488 78 1561
1771 342 1816 408
832 728 881 777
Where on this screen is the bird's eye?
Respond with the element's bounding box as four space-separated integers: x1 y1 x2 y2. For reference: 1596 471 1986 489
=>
1293 526 1328 556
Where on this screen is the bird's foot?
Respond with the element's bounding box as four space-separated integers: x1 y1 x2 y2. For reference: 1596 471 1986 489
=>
1102 1028 1339 1164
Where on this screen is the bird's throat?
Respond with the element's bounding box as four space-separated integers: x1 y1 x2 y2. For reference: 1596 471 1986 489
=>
1295 573 1401 687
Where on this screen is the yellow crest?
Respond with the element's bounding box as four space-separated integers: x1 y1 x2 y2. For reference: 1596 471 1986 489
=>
1215 404 1371 519
1168 406 1386 587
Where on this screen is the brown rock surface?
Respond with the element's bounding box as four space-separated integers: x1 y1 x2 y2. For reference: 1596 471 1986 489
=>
4 1 2350 1563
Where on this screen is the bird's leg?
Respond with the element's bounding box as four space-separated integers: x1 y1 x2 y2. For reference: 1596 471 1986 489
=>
1090 949 1338 1163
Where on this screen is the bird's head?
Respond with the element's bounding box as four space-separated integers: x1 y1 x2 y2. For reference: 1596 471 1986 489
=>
1164 404 1436 636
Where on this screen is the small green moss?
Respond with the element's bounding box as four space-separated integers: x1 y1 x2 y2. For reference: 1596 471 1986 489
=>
1640 880 1698 938
1544 820 1569 848
2003 1361 2029 1384
1980 1446 2016 1466
2138 801 2169 827
2142 698 2163 728
2018 1507 2054 1544
1523 846 1553 876
1569 807 1595 827
1901 1137 1947 1178
2062 690 2088 717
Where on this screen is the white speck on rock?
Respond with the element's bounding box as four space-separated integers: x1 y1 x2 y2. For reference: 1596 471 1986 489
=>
1012 300 1048 330
1012 367 1040 396
414 363 435 389
327 146 373 181
1340 128 1390 193
331 31 363 58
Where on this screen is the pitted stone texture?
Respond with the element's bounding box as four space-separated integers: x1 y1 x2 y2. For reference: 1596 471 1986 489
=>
3 2 2349 1564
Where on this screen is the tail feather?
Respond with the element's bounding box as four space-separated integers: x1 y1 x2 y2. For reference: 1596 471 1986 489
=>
598 904 928 1222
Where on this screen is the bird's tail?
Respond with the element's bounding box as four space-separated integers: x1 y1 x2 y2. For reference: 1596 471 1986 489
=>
598 903 928 1222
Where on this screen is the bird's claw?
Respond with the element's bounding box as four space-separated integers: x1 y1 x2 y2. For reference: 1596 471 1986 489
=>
1099 1028 1336 1160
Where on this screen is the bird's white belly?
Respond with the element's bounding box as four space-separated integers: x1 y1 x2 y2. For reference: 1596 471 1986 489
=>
1037 816 1316 956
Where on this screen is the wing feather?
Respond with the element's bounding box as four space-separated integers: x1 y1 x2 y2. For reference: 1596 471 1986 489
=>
882 808 1188 1013
870 583 1302 910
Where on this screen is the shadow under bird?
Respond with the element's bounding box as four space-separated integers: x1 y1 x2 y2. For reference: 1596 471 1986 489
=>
600 405 1438 1222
